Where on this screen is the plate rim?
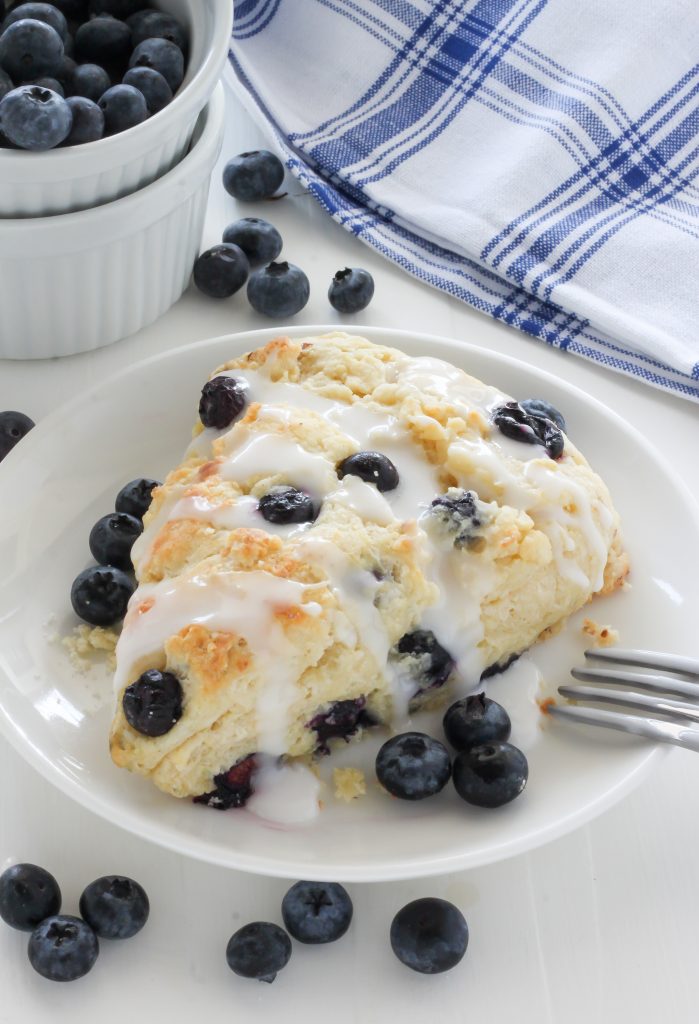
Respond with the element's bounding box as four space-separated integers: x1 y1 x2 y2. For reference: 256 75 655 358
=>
1 324 693 880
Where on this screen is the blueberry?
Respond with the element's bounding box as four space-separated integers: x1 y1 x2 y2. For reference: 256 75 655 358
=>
75 14 131 65
89 0 144 16
0 410 34 461
376 732 451 800
193 243 249 299
394 629 455 695
128 37 183 92
328 267 374 313
222 217 282 267
0 84 72 148
222 149 285 201
443 693 511 751
122 668 183 737
0 20 64 82
225 922 291 983
29 74 63 95
122 65 171 113
98 82 147 133
70 62 110 101
128 9 187 53
520 398 567 433
428 488 488 549
247 261 309 318
258 485 317 525
193 754 257 810
336 450 398 492
28 915 99 982
61 32 73 59
282 881 352 944
0 68 12 100
0 864 61 931
63 94 103 141
2 4 68 41
452 741 528 807
390 898 468 975
308 696 376 755
198 375 248 429
492 401 564 460
79 875 149 939
115 477 160 519
71 565 134 626
89 511 142 570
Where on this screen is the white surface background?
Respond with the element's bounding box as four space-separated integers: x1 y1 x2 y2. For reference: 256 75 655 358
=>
1 81 698 1023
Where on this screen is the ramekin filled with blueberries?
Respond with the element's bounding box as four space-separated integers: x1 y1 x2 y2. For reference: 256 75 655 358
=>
0 0 232 216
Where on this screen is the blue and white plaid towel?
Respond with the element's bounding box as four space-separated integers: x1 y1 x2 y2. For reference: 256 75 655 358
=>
229 0 699 402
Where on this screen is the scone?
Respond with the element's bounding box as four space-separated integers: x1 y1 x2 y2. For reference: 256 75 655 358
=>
109 332 628 805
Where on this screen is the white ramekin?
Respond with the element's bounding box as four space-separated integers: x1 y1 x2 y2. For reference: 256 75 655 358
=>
0 83 225 360
0 0 232 217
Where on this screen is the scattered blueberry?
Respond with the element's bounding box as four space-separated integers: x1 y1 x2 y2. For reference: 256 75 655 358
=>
0 410 34 461
64 94 103 142
0 19 64 81
74 13 131 65
70 62 111 101
336 450 399 492
247 261 309 318
71 565 134 626
390 898 468 974
0 67 12 100
492 401 564 459
282 881 353 944
328 267 374 313
98 83 148 134
0 864 61 932
89 0 143 17
89 511 142 570
376 732 451 800
2 4 69 41
193 755 257 810
222 150 285 201
127 9 187 53
28 915 99 982
122 64 171 113
452 741 528 808
122 668 183 737
308 697 376 755
222 217 282 267
55 54 76 89
258 485 317 524
394 630 455 695
0 85 72 149
198 375 248 429
128 37 183 92
226 922 291 983
29 74 64 95
115 477 160 519
520 398 567 433
193 243 250 299
427 488 487 549
443 693 511 751
79 875 149 939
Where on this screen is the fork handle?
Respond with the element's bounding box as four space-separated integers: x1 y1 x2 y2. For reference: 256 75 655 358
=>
548 704 699 752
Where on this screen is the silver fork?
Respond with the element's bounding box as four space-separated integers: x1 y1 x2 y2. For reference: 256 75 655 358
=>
548 648 699 751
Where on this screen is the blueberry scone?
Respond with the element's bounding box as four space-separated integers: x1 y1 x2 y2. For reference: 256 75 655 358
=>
110 332 628 804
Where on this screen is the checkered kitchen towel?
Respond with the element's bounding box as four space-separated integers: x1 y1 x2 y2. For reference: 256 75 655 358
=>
229 0 699 401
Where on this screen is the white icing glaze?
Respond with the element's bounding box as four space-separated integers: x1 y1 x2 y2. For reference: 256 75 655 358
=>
246 758 320 825
219 429 338 496
329 473 395 525
393 355 507 418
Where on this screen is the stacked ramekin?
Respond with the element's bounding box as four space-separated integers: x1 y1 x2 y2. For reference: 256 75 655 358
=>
0 0 231 359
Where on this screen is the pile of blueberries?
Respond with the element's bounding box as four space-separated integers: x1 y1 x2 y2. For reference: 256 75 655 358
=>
0 863 149 981
0 0 187 150
193 149 375 318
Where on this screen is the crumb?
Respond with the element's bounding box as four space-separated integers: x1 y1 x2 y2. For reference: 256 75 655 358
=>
333 767 366 802
582 618 619 647
62 625 119 672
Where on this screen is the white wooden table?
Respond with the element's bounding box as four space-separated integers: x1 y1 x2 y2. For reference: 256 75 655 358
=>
1 82 698 1024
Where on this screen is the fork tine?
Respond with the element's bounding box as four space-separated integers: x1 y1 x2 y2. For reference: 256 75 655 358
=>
558 685 699 724
547 703 699 752
584 648 699 679
570 667 699 701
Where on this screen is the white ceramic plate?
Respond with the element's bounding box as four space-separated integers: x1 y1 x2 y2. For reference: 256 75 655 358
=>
0 327 695 881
